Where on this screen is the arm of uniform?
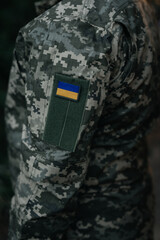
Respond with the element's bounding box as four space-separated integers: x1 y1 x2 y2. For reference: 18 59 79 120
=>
6 22 131 240
4 31 27 191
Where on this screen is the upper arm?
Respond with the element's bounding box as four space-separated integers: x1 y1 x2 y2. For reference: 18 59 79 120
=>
7 19 135 240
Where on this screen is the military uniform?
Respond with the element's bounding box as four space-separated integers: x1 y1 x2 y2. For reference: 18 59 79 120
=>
4 0 160 239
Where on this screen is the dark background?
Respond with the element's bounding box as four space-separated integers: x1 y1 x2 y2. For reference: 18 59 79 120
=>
0 1 160 240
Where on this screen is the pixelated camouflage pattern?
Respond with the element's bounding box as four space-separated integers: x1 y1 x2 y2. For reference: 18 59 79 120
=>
4 0 160 239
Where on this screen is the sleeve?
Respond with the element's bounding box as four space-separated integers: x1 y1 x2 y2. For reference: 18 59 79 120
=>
7 23 130 240
4 29 27 190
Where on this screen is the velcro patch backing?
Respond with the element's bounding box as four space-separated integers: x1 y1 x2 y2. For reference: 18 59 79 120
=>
42 72 90 152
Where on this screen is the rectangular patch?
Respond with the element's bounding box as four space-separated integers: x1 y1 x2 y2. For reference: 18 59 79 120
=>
56 81 80 101
42 72 90 152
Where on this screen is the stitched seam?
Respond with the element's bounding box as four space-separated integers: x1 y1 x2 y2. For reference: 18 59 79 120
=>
58 100 71 146
113 1 130 19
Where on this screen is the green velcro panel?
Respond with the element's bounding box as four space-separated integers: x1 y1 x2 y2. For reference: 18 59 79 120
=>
42 72 90 152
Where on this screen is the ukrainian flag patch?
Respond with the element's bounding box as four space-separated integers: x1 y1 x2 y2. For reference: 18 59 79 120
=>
56 80 80 101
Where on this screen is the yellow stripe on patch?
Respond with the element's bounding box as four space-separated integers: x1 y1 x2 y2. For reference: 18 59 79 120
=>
56 88 79 100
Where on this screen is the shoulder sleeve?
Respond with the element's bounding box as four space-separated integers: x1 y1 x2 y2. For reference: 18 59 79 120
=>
7 23 131 240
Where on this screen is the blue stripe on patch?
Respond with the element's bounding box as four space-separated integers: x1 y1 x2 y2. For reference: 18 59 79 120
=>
58 81 80 93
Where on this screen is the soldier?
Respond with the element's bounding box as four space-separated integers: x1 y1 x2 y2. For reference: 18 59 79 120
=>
4 0 160 239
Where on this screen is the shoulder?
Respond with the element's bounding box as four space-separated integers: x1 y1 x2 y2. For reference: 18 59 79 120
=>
18 12 50 44
17 0 139 42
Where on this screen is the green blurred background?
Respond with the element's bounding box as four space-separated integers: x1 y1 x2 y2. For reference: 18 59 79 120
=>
0 1 160 239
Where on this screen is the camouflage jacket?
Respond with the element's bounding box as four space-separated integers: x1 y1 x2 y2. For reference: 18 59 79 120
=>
4 0 160 239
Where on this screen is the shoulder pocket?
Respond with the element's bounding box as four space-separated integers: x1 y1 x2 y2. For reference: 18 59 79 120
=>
42 72 90 152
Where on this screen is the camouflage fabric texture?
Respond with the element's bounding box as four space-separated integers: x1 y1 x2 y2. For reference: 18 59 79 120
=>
4 0 160 239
